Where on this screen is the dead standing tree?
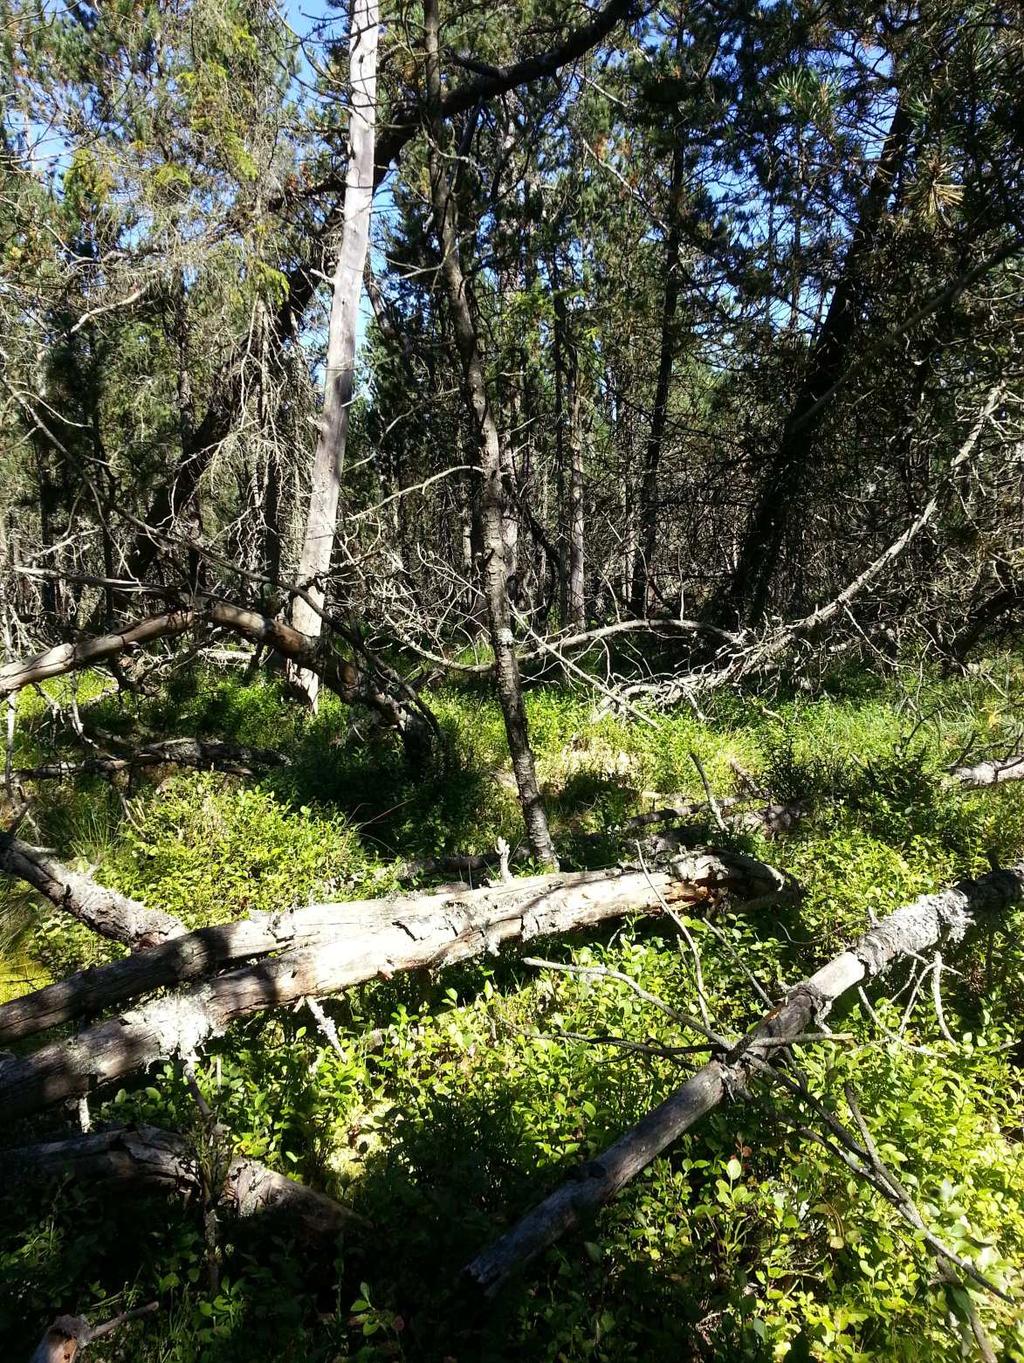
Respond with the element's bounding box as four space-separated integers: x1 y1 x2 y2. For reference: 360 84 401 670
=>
288 0 380 708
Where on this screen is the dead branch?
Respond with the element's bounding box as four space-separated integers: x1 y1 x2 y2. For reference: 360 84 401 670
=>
11 1124 356 1241
950 754 1024 788
15 738 288 783
29 1302 158 1363
464 862 1024 1295
0 597 417 736
621 386 1004 708
0 828 184 949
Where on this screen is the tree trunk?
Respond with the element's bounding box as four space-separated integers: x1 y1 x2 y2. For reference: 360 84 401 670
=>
287 0 379 707
423 0 557 867
552 272 586 629
631 141 686 618
0 854 776 1117
466 862 1024 1294
11 1124 355 1240
718 100 912 624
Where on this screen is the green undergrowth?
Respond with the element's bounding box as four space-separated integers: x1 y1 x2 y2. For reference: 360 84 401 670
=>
3 661 1024 1360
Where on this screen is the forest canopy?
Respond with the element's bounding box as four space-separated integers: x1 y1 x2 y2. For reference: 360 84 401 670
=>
1 0 1024 1359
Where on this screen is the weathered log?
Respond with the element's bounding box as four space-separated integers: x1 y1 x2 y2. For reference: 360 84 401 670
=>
30 1315 91 1363
15 738 287 782
465 863 1024 1295
0 853 779 1046
950 754 1024 789
0 829 184 949
10 1124 354 1239
28 1305 158 1363
0 598 416 737
0 853 778 1118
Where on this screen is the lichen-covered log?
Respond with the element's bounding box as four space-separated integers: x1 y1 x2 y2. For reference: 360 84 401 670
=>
9 1124 354 1240
0 829 184 949
465 863 1024 1295
950 754 1024 788
0 852 778 1117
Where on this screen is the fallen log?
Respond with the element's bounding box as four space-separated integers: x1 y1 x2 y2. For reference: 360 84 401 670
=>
10 1124 355 1240
0 829 184 949
29 1304 158 1363
465 862 1024 1295
950 754 1024 788
0 852 779 1118
0 597 421 740
15 738 288 783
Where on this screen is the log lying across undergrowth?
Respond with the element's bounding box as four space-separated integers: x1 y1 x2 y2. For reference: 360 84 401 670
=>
0 829 184 949
14 737 288 783
11 1124 354 1239
950 754 1024 788
0 851 780 1119
466 863 1024 1295
0 596 423 739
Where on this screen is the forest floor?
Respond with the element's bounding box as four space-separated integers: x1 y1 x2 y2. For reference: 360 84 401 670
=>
3 661 1024 1362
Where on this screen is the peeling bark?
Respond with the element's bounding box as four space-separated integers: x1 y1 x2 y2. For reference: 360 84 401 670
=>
465 863 1024 1295
0 854 776 1116
0 829 183 949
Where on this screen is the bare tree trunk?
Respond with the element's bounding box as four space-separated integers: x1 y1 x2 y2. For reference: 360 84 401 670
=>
423 1 557 867
718 100 912 625
565 373 586 629
552 273 586 629
0 852 778 1046
466 862 1024 1294
287 0 379 707
631 141 686 618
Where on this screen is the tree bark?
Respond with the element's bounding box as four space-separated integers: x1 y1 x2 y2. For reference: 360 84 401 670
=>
719 100 912 624
424 1 557 867
10 1124 355 1240
552 275 586 629
0 829 184 949
0 854 777 1116
631 141 686 618
951 755 1024 788
288 0 379 708
465 862 1024 1295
